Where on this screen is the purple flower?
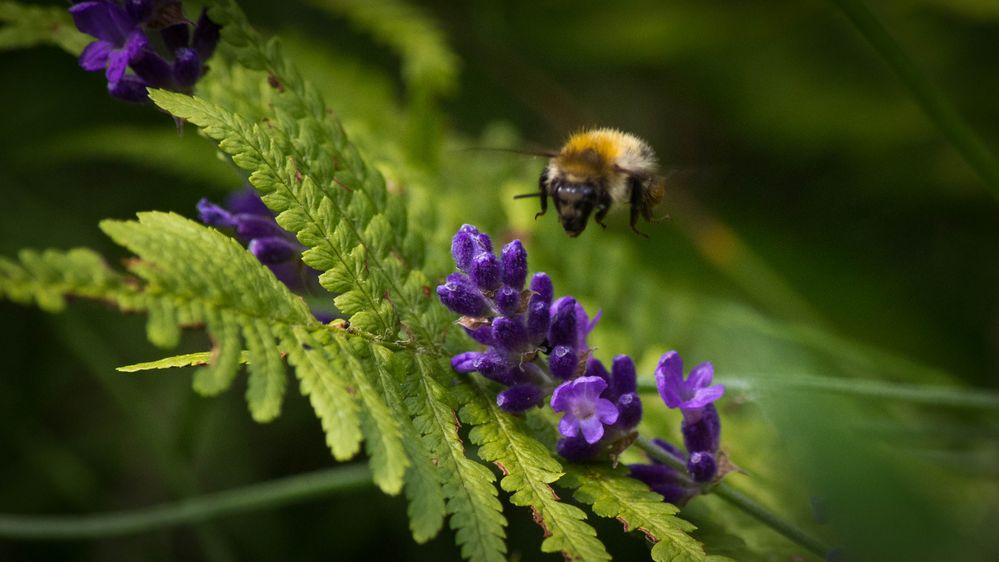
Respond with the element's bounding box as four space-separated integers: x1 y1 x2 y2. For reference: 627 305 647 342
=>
551 376 619 444
681 403 721 454
687 451 717 483
71 1 146 84
629 440 699 505
655 351 725 411
70 2 220 102
197 189 326 315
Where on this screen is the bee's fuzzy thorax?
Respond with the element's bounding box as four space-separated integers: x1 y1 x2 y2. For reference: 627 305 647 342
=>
554 128 657 180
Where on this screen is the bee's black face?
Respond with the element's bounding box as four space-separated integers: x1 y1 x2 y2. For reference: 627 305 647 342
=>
553 183 596 237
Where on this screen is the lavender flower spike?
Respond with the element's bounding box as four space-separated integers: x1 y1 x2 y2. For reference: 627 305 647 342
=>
551 376 619 444
656 351 725 411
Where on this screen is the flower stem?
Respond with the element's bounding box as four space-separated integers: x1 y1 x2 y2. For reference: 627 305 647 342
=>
829 0 999 201
634 436 830 559
0 464 372 539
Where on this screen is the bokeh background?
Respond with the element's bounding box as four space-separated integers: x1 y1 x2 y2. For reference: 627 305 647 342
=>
2 0 998 560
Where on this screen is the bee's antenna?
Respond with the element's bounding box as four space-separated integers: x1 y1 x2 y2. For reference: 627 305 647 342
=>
453 147 558 158
512 193 542 199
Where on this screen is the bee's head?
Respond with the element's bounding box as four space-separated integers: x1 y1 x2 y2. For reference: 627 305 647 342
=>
553 183 597 237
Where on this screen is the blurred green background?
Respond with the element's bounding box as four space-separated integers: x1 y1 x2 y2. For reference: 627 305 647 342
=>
1 0 998 560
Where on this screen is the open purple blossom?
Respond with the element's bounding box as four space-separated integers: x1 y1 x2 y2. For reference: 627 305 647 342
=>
70 1 220 102
656 351 725 411
554 355 642 461
197 189 327 320
551 376 619 444
631 350 727 492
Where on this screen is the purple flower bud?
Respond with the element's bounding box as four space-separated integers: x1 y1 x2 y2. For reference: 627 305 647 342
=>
475 351 518 385
551 376 619 444
681 403 721 454
491 317 528 352
249 236 299 264
548 345 578 379
437 273 490 317
584 357 611 386
172 47 203 88
160 22 191 52
191 9 221 60
463 324 494 346
496 384 543 413
526 298 549 343
130 48 173 89
651 483 696 506
687 451 717 483
107 75 149 103
451 352 480 374
610 355 637 396
630 444 698 504
615 392 642 429
530 272 553 303
494 286 521 316
556 435 600 462
548 297 577 347
197 198 237 228
469 252 501 290
234 213 285 240
226 188 271 216
451 227 478 271
500 240 528 289
629 463 683 487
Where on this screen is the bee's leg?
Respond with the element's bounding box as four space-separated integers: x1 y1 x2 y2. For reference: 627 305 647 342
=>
595 191 612 229
628 176 650 238
595 206 609 229
536 167 549 220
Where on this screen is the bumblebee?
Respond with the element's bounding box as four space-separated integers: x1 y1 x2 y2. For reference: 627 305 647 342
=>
517 128 666 237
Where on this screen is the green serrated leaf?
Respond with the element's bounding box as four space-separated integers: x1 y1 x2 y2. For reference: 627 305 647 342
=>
371 345 446 543
459 380 610 562
328 334 407 495
562 464 706 562
283 326 363 461
243 318 286 423
146 297 181 349
407 356 507 562
117 351 248 373
193 308 246 395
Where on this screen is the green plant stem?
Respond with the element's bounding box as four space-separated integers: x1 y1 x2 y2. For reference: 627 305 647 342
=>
0 464 373 540
830 0 999 200
634 436 829 559
710 483 829 558
636 375 999 410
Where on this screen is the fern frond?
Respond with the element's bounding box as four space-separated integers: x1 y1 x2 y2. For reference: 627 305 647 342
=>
562 465 707 562
325 333 408 495
0 248 137 312
0 1 89 54
407 357 507 562
370 346 446 543
459 380 611 561
99 211 314 420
